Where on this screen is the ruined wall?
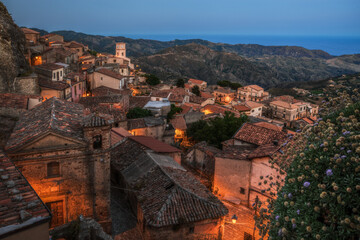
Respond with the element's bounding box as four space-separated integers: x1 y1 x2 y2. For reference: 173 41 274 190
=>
0 2 30 93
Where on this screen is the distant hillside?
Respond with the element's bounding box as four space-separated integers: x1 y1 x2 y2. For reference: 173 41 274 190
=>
46 30 333 59
133 43 281 87
30 29 360 87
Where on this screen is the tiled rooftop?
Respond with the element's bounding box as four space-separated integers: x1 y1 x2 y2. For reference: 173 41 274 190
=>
6 98 85 152
233 123 287 146
96 68 123 80
36 63 64 71
0 151 50 236
188 79 206 85
111 143 228 227
128 136 181 153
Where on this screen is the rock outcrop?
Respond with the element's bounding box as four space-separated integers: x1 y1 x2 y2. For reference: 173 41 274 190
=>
0 2 29 93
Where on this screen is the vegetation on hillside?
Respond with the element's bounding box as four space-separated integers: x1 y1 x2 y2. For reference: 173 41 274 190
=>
176 79 185 88
254 86 360 240
186 112 248 148
144 74 160 86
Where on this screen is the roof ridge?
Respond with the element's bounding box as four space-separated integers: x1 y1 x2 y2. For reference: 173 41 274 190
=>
49 97 57 130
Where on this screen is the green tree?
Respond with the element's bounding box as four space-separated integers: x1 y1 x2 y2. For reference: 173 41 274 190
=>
191 85 200 96
217 80 242 90
126 107 152 119
145 74 160 86
167 104 183 120
187 112 248 148
176 79 185 88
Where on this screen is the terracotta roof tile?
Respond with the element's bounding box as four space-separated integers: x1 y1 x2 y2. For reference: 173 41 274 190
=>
0 151 50 236
233 123 287 146
188 79 206 85
128 136 180 153
170 115 187 130
5 98 85 152
92 86 132 97
233 105 251 112
151 90 171 98
0 93 40 109
96 68 123 80
36 63 63 71
270 100 297 110
200 91 213 99
202 104 240 116
244 101 263 109
21 28 39 34
111 143 228 227
129 96 150 108
38 79 70 90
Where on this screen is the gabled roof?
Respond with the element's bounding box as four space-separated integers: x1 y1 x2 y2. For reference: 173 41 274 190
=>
233 105 251 112
127 117 164 130
151 90 171 98
188 79 206 85
128 136 180 153
190 95 207 104
200 91 213 99
247 143 282 159
0 151 50 237
111 127 132 145
243 85 263 91
96 68 123 80
245 101 263 109
170 115 187 130
36 63 63 71
129 96 151 108
111 144 228 227
270 100 298 110
21 28 39 34
92 86 132 97
233 123 287 146
38 79 70 90
6 98 85 152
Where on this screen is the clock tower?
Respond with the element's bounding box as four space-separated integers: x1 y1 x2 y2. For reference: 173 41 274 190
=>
115 42 126 58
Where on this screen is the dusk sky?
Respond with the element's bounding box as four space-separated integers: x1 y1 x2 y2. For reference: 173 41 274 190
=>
3 0 360 36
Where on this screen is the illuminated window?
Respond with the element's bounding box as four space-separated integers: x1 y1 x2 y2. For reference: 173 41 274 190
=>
47 162 60 178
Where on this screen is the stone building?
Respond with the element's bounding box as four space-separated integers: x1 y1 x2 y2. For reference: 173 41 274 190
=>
188 78 207 90
0 151 51 240
111 140 228 240
88 68 127 90
237 85 269 102
5 98 112 233
269 100 318 122
21 28 40 44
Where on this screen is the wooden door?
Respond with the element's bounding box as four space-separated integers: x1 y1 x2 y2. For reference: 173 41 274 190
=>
46 200 64 228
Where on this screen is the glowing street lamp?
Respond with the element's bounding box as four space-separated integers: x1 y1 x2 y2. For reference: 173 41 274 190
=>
231 214 238 224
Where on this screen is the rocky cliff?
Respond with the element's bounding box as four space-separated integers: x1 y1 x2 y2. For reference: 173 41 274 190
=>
0 2 29 93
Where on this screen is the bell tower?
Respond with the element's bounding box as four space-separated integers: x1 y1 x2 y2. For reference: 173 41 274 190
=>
115 42 126 58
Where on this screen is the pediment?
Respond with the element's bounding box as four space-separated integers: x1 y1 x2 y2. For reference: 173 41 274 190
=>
20 132 85 151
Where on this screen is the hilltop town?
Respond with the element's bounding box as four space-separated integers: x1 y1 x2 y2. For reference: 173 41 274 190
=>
0 4 359 240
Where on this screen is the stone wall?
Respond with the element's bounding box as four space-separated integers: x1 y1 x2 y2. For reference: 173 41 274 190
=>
13 75 40 95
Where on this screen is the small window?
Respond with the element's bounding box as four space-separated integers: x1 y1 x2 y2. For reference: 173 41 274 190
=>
101 77 103 81
258 108 261 110
251 110 254 112
114 60 116 63
240 187 245 194
53 73 56 79
47 162 60 178
93 135 102 149
189 227 194 234
60 71 62 77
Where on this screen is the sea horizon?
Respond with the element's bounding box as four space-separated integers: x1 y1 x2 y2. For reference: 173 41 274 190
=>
104 33 360 56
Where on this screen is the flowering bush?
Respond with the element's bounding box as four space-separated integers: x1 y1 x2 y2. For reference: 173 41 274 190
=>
255 88 360 240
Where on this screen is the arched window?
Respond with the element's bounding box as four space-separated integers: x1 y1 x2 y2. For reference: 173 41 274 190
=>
47 162 60 178
93 135 102 149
